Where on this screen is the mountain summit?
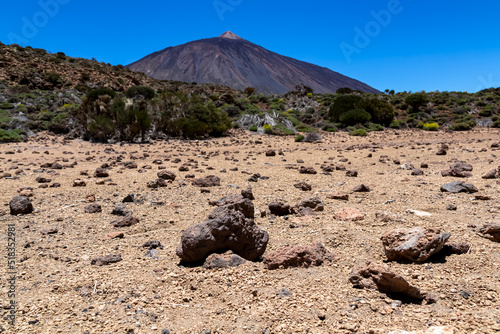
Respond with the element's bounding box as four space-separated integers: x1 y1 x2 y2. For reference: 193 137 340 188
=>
127 33 379 94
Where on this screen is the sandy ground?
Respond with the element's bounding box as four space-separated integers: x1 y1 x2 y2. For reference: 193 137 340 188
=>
0 128 499 334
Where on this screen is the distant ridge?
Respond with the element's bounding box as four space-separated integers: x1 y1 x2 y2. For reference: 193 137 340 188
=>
127 32 380 94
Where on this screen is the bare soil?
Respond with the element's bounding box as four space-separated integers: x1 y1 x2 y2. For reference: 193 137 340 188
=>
0 129 499 334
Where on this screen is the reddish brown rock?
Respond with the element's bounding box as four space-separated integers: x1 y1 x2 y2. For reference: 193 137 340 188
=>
111 216 139 228
381 227 450 262
40 228 58 235
176 195 268 263
349 261 424 299
94 168 109 178
105 231 124 240
84 203 102 213
268 201 291 216
294 181 312 191
478 223 500 242
202 251 246 269
327 193 349 201
192 175 221 187
265 150 276 157
299 166 317 174
10 196 34 215
482 167 500 179
157 170 176 181
91 254 122 266
353 184 370 192
333 207 364 221
346 170 358 177
73 179 86 187
441 162 473 178
263 243 335 270
293 196 324 215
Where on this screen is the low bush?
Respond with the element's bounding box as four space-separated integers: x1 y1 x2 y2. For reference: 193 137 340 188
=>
349 129 368 136
263 124 272 134
249 126 257 132
0 128 23 142
295 134 305 142
304 132 322 142
423 122 439 131
449 122 473 131
339 108 372 126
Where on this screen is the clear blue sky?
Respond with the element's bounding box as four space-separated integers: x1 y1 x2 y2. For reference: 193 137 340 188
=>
1 0 499 93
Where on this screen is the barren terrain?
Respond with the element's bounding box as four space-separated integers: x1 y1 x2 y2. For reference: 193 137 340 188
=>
1 129 499 334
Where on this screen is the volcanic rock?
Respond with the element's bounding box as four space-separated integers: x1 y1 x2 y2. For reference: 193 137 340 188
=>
192 175 221 187
111 216 139 228
10 196 34 215
478 223 500 242
349 261 424 299
263 243 335 270
440 181 478 193
91 254 122 266
202 251 246 269
299 166 317 174
84 203 102 213
381 227 450 262
268 201 291 216
333 207 364 221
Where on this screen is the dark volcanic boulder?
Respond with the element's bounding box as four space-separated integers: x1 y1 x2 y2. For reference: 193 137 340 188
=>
111 216 139 228
202 251 246 269
94 168 109 178
441 162 473 178
176 195 268 263
440 181 478 193
349 261 424 300
299 166 317 174
10 196 34 215
263 243 335 270
91 254 122 266
268 201 292 216
157 170 176 181
478 223 500 242
381 227 450 262
192 175 221 187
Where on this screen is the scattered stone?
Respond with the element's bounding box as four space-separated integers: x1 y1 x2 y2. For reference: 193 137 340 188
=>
192 175 221 187
265 150 276 157
122 194 135 203
268 201 291 216
375 211 406 223
40 228 58 235
346 170 358 177
176 194 268 263
327 193 349 201
94 168 109 178
278 289 292 298
294 181 312 191
145 249 160 260
474 194 491 200
482 167 500 179
241 188 254 200
293 196 324 214
73 179 86 187
10 196 34 215
440 181 478 193
299 166 317 174
91 254 122 266
202 251 246 269
111 216 139 228
81 203 100 214
248 174 260 182
263 243 335 270
35 176 51 183
406 209 432 217
446 204 457 211
381 227 450 262
349 261 424 300
411 169 424 176
105 232 124 240
142 240 164 250
157 170 176 181
478 223 500 242
353 184 370 192
333 207 364 221
420 163 429 169
111 206 131 216
441 162 473 178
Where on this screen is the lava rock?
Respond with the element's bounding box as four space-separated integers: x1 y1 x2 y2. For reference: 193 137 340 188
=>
10 196 34 215
263 243 335 270
440 181 478 193
84 203 102 213
111 216 139 228
176 195 268 263
157 170 176 181
192 175 221 187
353 184 371 192
294 181 312 191
333 207 364 221
478 223 500 242
94 168 109 178
299 166 317 174
441 162 473 178
91 254 122 266
349 261 424 300
381 227 450 262
268 201 291 216
202 251 246 269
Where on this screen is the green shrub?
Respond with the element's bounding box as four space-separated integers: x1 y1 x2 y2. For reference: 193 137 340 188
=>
295 134 305 142
329 95 363 121
249 126 257 132
422 122 439 131
295 123 315 132
349 129 368 136
449 122 473 131
339 108 371 126
357 97 395 126
272 124 295 136
0 129 23 142
44 71 63 86
263 124 272 134
405 93 429 113
48 113 70 134
366 123 384 132
0 102 14 109
389 120 405 129
126 86 156 100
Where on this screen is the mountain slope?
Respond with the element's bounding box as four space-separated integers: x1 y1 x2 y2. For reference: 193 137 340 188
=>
127 32 380 95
